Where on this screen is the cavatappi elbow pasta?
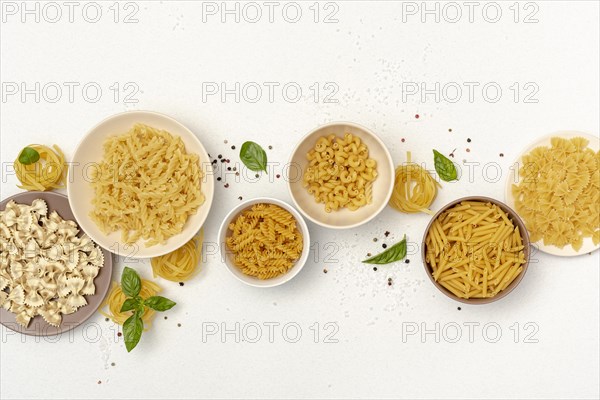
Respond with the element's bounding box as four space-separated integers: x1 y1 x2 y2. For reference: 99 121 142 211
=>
303 133 378 212
226 204 303 280
512 137 600 250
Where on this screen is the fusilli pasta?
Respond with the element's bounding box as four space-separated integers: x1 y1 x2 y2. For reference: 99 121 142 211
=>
226 204 303 280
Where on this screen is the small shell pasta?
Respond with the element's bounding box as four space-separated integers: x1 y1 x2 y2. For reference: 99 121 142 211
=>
303 133 378 212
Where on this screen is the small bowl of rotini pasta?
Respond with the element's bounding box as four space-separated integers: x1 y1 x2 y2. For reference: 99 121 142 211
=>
287 122 395 229
218 198 310 287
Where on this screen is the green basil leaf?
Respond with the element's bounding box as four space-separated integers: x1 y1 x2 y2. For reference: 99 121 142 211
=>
120 298 138 313
123 313 144 352
239 141 268 173
18 147 40 165
433 149 458 182
144 296 176 312
121 267 141 298
362 235 407 265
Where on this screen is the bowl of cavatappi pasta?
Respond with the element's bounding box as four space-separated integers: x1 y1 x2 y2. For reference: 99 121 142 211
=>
287 122 395 229
218 197 310 287
422 196 531 304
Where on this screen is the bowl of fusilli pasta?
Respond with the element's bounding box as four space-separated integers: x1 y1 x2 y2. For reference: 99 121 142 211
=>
287 122 395 229
218 198 310 287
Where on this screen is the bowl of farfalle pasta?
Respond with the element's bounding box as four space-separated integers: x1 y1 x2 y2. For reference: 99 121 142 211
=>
218 198 310 287
287 122 395 229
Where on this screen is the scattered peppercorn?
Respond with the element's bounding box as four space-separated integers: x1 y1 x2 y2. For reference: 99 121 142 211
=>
405 259 410 264
499 153 504 157
382 244 387 249
98 381 102 385
231 145 236 150
467 138 471 143
457 307 462 311
111 362 116 367
235 172 240 176
105 318 109 322
232 167 237 171
218 154 222 159
255 174 259 178
276 174 281 178
401 138 405 143
367 253 372 257
179 282 184 286
448 128 452 132
238 196 243 200
323 269 328 274
220 159 226 163
227 167 231 171
117 332 122 337
217 177 222 181
164 316 168 320
384 231 390 237
268 145 273 150
177 323 182 327
466 148 471 153
373 267 377 271
373 238 378 242
224 183 229 188
224 140 228 144
415 114 420 119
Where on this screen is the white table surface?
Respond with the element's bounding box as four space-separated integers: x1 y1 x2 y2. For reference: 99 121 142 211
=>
0 1 598 399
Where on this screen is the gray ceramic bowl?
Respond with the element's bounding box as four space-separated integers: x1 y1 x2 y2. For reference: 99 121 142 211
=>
421 196 530 305
0 191 113 336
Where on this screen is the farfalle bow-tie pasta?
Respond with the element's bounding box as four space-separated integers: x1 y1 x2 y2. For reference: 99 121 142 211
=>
0 199 104 327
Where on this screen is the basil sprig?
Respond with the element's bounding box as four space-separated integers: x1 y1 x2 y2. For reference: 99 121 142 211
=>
433 149 458 182
239 141 268 173
119 267 176 352
18 147 40 165
362 235 407 265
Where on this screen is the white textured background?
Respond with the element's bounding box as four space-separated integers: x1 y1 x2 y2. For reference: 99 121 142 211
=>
0 1 599 399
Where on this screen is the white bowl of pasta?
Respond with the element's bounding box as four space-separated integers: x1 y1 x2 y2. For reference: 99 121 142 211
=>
287 122 395 229
67 111 214 258
218 198 310 287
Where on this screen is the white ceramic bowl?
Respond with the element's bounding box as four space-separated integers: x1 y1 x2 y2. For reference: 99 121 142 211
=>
287 121 395 229
504 130 599 256
218 197 310 288
68 110 214 258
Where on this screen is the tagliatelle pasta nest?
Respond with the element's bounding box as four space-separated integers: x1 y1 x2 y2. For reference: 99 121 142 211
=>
512 137 600 250
0 199 104 327
226 204 303 280
14 144 66 191
100 279 161 329
89 124 205 247
389 151 440 215
151 229 204 282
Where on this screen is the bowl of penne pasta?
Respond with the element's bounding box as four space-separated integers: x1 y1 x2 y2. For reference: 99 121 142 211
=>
421 196 530 304
287 122 395 229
